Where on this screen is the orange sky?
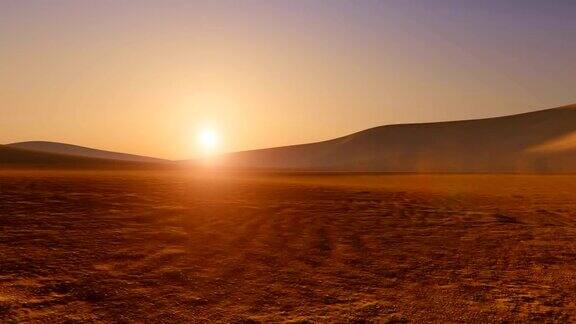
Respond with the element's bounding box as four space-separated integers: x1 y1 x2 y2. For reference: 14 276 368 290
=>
1 1 575 159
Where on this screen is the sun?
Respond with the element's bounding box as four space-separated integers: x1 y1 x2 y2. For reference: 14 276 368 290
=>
197 127 219 154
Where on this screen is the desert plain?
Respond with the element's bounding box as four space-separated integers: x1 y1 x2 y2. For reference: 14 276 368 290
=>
1 170 576 322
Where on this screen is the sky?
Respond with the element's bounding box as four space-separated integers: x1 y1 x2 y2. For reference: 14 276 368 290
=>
1 0 575 159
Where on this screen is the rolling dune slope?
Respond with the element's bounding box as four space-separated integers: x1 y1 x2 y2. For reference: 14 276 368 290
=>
0 145 159 169
215 104 576 172
7 141 166 163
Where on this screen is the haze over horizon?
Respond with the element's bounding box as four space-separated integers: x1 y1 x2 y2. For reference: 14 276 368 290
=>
2 1 576 159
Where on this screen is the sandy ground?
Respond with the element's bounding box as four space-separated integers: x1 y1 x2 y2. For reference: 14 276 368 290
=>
1 171 576 322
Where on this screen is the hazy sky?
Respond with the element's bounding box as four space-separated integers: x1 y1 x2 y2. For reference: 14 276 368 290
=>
2 1 575 159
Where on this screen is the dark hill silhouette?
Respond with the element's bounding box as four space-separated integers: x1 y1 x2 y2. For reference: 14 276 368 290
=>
7 141 166 163
0 145 163 169
209 103 576 172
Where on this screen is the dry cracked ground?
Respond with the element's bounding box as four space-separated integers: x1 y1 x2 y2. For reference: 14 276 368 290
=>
1 171 576 322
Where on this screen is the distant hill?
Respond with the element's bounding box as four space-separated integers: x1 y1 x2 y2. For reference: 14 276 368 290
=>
7 141 166 163
207 103 576 172
0 144 158 169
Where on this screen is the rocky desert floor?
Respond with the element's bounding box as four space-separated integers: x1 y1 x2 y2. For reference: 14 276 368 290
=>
1 171 576 322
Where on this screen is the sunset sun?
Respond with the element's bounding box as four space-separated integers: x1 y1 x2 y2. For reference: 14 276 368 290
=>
197 127 219 155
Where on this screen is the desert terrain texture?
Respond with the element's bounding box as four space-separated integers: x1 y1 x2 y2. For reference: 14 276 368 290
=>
1 170 576 322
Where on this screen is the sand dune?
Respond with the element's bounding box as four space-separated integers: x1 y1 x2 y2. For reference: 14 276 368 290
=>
213 103 576 172
7 104 576 172
0 145 162 169
7 141 166 163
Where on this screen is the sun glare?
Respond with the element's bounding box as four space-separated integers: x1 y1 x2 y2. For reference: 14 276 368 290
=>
197 127 219 155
